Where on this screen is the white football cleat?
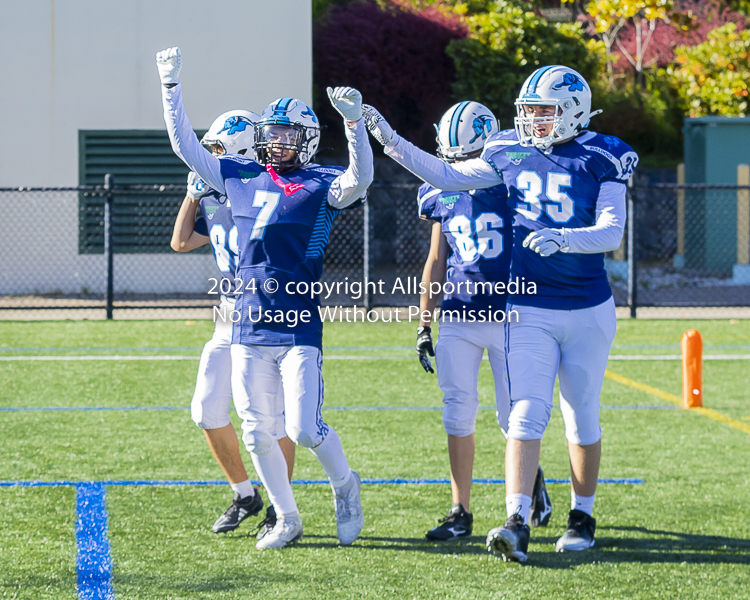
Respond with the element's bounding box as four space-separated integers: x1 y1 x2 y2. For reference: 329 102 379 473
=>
333 471 364 545
255 513 303 550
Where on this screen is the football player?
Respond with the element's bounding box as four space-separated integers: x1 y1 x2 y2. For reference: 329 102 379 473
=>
364 65 637 561
157 47 373 549
170 109 296 537
417 102 551 542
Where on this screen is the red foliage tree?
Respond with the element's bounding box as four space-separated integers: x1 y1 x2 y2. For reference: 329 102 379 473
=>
313 1 467 155
612 0 746 76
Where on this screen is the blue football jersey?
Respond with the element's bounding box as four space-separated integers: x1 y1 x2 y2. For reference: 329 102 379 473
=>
194 191 239 297
218 156 354 348
481 129 638 309
418 183 512 314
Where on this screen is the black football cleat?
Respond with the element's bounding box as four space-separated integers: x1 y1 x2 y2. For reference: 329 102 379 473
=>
426 504 473 541
556 509 596 552
530 466 553 528
486 513 530 563
212 487 263 533
255 504 278 540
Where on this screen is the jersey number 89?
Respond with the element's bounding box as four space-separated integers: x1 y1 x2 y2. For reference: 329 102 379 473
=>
447 212 504 262
209 224 239 273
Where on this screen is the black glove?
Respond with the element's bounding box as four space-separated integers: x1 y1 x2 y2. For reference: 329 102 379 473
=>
416 326 435 374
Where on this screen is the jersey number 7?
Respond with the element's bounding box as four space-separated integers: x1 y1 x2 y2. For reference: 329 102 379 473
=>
250 190 281 240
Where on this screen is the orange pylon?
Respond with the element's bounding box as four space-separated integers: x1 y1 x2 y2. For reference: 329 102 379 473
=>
681 329 703 409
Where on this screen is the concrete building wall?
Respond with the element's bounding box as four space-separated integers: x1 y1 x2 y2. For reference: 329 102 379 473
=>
0 0 312 296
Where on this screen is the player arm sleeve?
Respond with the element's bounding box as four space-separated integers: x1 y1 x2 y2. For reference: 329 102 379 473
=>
384 135 501 191
563 181 626 254
327 119 374 209
161 84 226 195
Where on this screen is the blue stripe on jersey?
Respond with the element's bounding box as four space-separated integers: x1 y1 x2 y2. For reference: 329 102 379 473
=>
449 101 470 147
305 197 338 259
524 65 557 98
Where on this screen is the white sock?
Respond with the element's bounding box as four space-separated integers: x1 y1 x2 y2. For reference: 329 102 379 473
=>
506 493 533 525
308 428 351 488
251 441 298 518
230 479 255 499
571 491 596 516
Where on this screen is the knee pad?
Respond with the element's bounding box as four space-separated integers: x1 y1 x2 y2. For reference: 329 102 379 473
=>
561 402 602 446
441 397 479 437
286 425 322 448
191 396 232 430
241 427 275 456
507 399 550 441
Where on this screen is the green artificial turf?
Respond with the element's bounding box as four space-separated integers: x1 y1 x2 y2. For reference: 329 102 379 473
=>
0 319 748 598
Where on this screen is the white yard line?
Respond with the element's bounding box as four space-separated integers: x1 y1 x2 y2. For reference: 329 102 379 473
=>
2 354 750 362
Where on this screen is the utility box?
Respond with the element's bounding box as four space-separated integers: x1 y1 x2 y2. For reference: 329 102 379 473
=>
683 117 750 273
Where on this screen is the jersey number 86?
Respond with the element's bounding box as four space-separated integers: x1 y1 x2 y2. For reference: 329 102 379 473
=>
447 212 504 262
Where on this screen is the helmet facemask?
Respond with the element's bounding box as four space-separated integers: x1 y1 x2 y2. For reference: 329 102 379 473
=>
514 102 565 149
255 123 307 172
514 66 602 149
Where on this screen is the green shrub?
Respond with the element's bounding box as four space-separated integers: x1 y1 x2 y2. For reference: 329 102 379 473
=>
668 22 750 117
446 1 604 128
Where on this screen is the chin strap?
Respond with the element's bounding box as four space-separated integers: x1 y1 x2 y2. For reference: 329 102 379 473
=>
266 163 305 196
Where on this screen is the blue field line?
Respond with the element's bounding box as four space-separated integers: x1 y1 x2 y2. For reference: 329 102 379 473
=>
0 477 645 488
0 404 677 413
75 483 114 600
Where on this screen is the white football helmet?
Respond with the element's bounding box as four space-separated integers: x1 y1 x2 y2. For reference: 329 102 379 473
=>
435 101 498 161
514 65 602 149
255 97 320 171
200 110 259 158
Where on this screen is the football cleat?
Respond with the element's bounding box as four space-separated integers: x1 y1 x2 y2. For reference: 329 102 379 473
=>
426 503 473 541
486 513 530 563
255 513 304 550
530 466 553 528
556 509 596 552
333 471 364 545
212 488 263 533
255 504 278 540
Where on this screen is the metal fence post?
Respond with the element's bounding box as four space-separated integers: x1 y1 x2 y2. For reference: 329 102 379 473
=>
363 200 371 311
104 174 114 320
627 179 637 318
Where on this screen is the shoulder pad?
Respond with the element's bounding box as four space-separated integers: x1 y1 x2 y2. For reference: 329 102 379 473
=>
219 154 254 165
482 130 521 165
417 186 443 221
417 182 436 199
577 132 638 181
308 165 345 176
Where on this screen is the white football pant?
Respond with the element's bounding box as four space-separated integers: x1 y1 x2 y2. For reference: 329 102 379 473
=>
505 296 617 446
230 344 351 517
191 296 284 435
435 320 510 436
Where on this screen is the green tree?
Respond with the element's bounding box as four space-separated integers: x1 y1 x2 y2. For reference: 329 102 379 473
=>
446 1 603 127
668 22 750 117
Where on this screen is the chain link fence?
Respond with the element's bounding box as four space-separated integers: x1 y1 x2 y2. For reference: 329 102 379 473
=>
2 171 749 318
624 182 750 312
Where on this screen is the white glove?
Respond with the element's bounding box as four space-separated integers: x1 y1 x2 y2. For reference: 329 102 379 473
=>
327 86 363 122
186 171 208 200
523 228 569 257
156 47 182 85
362 104 396 146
